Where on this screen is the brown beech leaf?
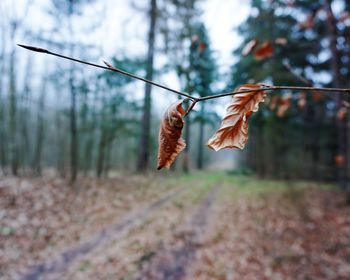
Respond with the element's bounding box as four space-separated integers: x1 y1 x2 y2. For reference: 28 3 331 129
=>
337 107 348 121
298 14 315 29
338 11 350 23
254 42 274 60
242 39 258 56
335 155 345 167
312 91 323 102
268 95 280 111
207 84 267 151
298 92 307 109
275 37 288 45
277 94 292 118
157 100 186 170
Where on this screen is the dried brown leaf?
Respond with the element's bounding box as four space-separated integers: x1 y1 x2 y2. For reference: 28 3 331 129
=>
242 39 259 56
275 37 288 45
277 94 292 118
157 100 186 170
335 155 345 167
312 91 323 102
254 42 274 60
299 16 314 29
337 107 348 121
269 95 280 111
207 84 267 151
298 92 307 109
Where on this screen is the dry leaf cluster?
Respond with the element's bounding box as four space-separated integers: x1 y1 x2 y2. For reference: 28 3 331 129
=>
157 84 267 169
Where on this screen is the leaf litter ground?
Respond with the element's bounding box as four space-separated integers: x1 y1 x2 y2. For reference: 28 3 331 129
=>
1 172 350 279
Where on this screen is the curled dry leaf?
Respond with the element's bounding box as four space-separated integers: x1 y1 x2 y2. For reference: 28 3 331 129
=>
242 39 258 56
157 100 186 170
298 92 307 109
269 95 280 111
275 37 288 45
312 91 323 102
337 107 348 121
335 155 345 167
277 94 292 118
298 14 315 29
338 11 350 23
207 84 267 151
254 42 274 60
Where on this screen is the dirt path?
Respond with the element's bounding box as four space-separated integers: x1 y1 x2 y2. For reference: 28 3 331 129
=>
22 186 188 280
139 184 221 280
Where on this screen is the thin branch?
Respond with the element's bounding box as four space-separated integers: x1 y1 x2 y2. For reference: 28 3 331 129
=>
18 44 350 104
198 85 350 102
17 44 196 101
283 62 313 86
184 99 198 117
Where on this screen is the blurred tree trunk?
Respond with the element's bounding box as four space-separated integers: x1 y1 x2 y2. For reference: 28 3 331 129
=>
183 104 191 173
96 130 106 178
20 57 32 174
137 0 157 172
197 103 205 169
0 24 7 173
8 21 19 176
325 0 348 195
33 79 46 176
68 0 78 183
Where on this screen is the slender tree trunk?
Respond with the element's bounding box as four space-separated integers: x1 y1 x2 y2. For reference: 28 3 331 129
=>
183 113 191 173
325 0 348 195
0 25 7 173
9 22 18 176
96 129 106 178
137 0 157 171
33 79 46 176
20 56 32 174
197 102 205 169
68 0 78 183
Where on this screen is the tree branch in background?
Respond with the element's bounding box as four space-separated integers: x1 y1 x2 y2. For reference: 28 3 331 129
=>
283 62 313 86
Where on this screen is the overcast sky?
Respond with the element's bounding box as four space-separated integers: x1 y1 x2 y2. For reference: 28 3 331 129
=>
1 0 250 114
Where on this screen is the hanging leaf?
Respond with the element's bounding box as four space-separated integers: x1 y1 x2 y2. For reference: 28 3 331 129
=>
275 37 288 45
335 155 345 167
312 91 323 102
269 95 280 111
242 39 258 56
338 11 350 23
199 43 207 52
277 94 292 118
207 84 267 151
298 92 307 109
337 107 348 121
254 42 274 60
157 100 186 170
298 14 315 29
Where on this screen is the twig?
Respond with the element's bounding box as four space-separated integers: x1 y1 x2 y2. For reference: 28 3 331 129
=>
18 44 350 105
17 44 196 101
198 85 350 101
283 62 313 86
